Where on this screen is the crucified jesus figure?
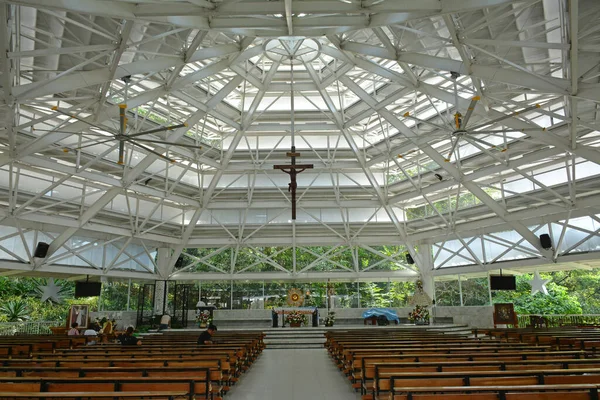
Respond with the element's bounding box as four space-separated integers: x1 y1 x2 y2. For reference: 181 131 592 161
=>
274 146 313 220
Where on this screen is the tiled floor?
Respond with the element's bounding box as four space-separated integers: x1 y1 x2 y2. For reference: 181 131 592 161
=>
227 348 362 400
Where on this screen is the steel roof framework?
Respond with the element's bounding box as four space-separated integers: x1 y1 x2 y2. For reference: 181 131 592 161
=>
0 0 598 282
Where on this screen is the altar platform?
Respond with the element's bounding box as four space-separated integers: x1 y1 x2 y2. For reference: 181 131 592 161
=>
154 323 473 349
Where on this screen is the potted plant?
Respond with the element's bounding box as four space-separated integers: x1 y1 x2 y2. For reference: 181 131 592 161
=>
196 309 212 328
408 305 430 325
285 311 307 327
324 311 336 327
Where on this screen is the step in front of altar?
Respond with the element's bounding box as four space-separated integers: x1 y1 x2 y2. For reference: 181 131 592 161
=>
264 329 327 349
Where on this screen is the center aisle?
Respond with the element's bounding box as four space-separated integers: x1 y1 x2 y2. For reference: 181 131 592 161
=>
227 348 362 400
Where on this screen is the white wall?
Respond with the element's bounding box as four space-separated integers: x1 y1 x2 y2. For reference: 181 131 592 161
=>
434 306 494 328
210 306 494 328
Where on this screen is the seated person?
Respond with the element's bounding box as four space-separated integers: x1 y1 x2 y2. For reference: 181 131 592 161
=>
83 326 98 336
159 314 171 330
197 324 217 345
118 326 142 346
67 322 79 336
83 323 99 345
102 318 113 335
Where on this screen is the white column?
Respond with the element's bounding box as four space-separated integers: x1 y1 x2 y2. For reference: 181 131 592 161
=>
154 248 171 315
418 245 435 324
417 245 435 300
458 275 464 306
126 278 131 311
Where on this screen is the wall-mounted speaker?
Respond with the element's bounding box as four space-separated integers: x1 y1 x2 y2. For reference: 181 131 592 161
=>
539 234 552 249
405 253 415 265
33 242 49 258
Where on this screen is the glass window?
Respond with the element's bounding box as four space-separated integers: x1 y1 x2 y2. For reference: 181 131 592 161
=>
200 281 231 309
359 282 390 308
232 281 264 309
129 282 154 313
460 276 490 306
435 279 461 306
98 281 129 311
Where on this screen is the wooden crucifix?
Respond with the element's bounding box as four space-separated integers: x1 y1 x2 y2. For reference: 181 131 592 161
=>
274 145 312 220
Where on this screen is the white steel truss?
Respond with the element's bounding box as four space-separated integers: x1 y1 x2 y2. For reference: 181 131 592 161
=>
0 0 598 281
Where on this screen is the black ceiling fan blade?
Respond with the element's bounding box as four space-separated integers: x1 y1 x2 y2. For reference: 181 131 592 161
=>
460 96 480 129
51 105 116 134
65 138 118 151
402 111 451 132
24 128 111 137
129 139 176 163
471 127 548 134
133 138 203 150
468 103 542 132
445 138 460 162
127 123 188 139
467 135 506 152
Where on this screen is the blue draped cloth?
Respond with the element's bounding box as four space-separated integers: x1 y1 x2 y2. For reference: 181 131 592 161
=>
362 308 400 322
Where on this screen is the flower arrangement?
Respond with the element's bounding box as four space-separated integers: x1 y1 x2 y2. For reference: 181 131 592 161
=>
324 311 336 327
285 310 307 326
196 310 212 325
408 305 430 323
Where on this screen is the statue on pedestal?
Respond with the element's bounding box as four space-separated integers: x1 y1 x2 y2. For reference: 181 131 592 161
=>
408 280 433 325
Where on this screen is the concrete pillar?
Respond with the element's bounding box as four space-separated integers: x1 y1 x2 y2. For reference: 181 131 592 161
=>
153 248 173 315
416 245 436 324
417 245 435 301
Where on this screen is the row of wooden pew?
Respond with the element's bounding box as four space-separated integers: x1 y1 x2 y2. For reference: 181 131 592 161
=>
0 330 265 399
325 327 600 400
474 326 600 349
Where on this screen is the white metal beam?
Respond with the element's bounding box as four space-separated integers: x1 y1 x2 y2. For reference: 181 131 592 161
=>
165 61 281 272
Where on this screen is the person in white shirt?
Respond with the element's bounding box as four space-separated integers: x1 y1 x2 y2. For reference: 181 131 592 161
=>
83 328 97 336
159 314 171 330
83 325 98 345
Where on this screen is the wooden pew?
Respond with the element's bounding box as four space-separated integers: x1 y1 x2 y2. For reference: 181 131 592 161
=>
0 391 187 399
370 368 600 399
385 383 600 400
358 356 600 395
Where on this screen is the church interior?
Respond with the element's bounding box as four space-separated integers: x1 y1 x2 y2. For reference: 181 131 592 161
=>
0 0 600 399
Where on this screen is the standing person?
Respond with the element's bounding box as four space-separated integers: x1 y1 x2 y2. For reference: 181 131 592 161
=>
197 324 217 345
118 327 142 346
159 314 171 331
67 322 79 336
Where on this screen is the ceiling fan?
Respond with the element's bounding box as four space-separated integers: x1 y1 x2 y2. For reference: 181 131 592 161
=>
401 72 543 162
51 103 195 165
50 76 202 166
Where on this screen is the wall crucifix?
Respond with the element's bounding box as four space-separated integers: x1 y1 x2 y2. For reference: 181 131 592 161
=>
274 146 312 220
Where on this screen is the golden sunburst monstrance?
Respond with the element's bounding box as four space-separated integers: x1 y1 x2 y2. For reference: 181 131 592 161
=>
286 288 304 306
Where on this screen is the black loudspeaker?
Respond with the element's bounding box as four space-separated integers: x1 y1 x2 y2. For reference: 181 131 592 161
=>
405 253 415 264
540 234 552 249
174 256 184 269
33 242 49 258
